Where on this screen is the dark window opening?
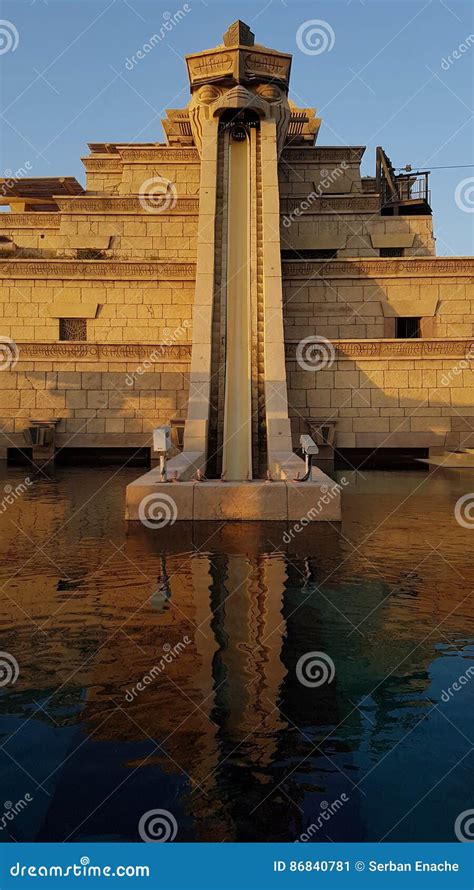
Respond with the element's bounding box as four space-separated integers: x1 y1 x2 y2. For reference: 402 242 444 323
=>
281 248 337 260
380 247 404 257
396 317 420 338
59 318 87 341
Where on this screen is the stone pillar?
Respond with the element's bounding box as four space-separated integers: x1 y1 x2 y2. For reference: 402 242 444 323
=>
260 118 305 480
167 118 219 479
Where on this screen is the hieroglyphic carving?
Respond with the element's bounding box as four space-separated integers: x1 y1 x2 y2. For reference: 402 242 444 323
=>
243 51 290 83
281 147 365 164
15 343 193 362
282 195 380 214
283 258 474 278
56 197 200 214
119 148 200 163
0 213 60 228
188 52 234 82
284 339 474 360
0 261 196 279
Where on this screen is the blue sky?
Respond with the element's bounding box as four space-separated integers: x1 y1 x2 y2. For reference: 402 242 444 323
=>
0 0 473 253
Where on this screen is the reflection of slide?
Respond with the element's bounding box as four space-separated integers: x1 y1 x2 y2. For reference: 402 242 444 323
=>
222 131 252 481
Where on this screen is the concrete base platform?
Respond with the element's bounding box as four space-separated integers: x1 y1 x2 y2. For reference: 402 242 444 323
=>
418 450 474 469
125 469 342 523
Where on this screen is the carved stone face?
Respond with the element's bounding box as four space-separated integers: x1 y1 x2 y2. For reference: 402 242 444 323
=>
188 81 290 156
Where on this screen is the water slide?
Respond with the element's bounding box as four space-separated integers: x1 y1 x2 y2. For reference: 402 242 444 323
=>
222 131 253 481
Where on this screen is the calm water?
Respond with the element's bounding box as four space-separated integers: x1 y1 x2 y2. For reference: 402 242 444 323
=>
0 464 473 843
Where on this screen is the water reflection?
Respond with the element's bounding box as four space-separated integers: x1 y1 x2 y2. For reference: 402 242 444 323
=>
0 467 473 842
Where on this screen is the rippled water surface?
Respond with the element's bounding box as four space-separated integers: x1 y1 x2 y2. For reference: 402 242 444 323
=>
0 464 473 842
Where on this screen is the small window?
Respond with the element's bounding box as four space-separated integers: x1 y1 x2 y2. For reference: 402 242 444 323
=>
396 317 420 338
281 248 337 260
380 247 404 257
59 318 87 341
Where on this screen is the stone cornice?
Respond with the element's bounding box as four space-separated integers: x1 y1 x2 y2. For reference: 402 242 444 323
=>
285 339 474 360
119 148 200 163
281 195 380 215
81 158 123 172
55 196 200 214
0 260 196 279
0 213 60 229
15 342 192 362
283 257 474 279
281 147 365 164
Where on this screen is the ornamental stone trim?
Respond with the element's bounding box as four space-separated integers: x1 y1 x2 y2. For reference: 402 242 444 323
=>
282 258 474 278
56 197 200 214
0 261 196 279
119 148 200 163
14 342 193 361
281 147 365 164
0 213 60 228
285 339 474 360
281 195 380 214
